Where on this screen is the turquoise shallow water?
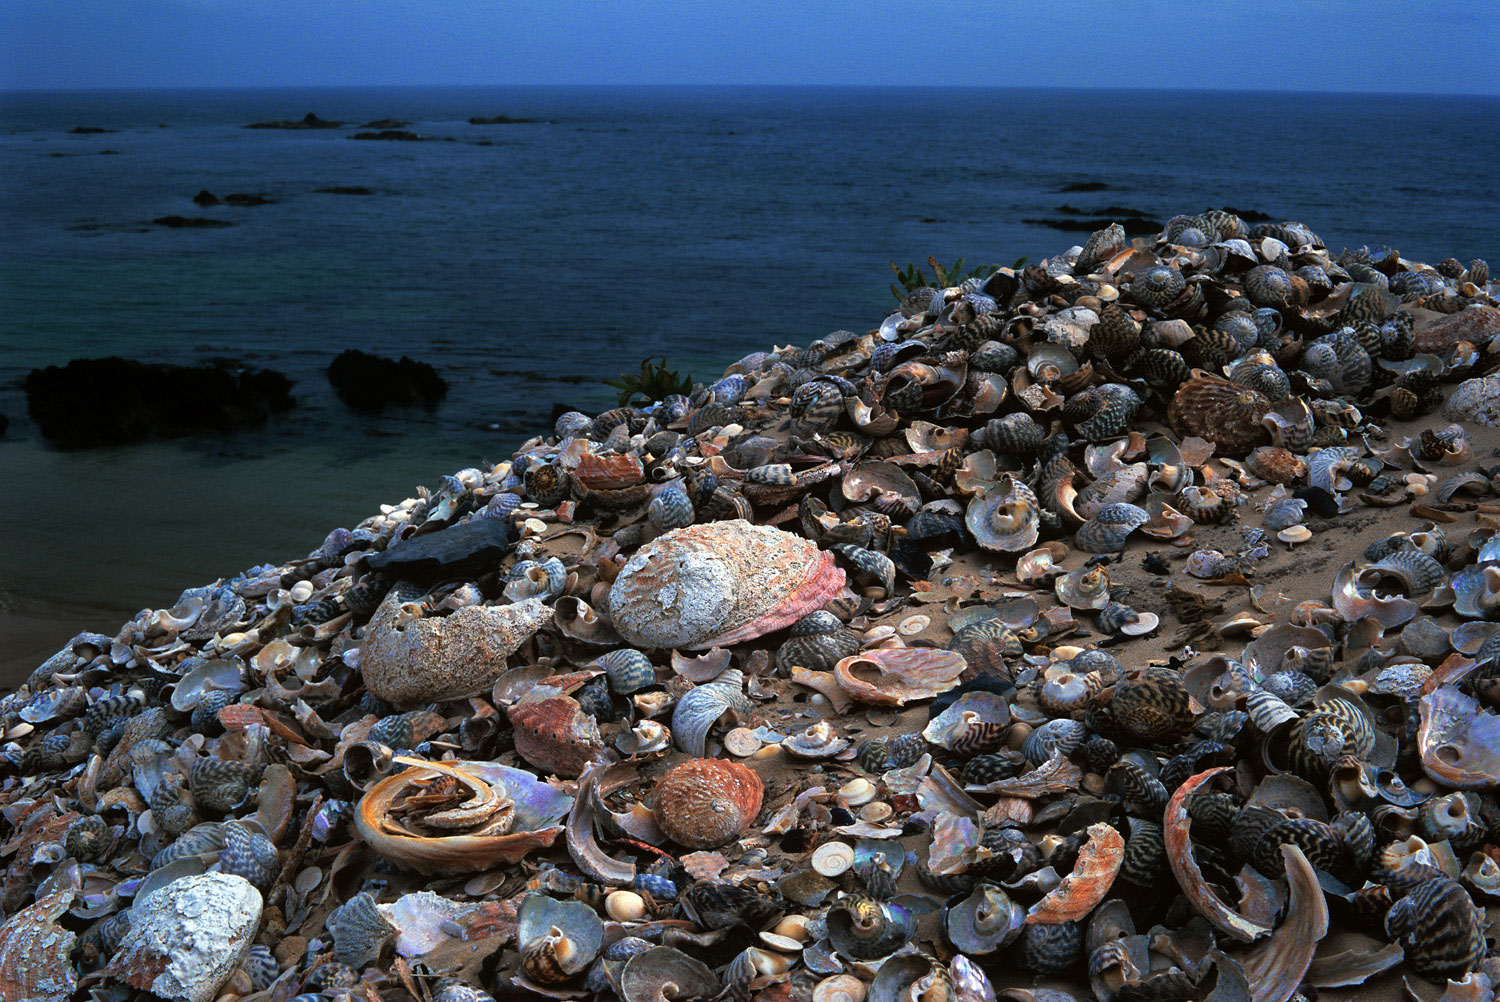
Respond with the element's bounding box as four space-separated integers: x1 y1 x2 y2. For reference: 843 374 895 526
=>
1 85 1498 682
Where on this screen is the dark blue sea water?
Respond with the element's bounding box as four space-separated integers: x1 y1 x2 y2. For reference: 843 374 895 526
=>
2 85 1498 680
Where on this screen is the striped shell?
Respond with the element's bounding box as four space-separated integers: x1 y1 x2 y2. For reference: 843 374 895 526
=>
1385 876 1487 978
652 758 763 850
594 649 658 695
1168 373 1271 457
1075 503 1149 553
648 486 696 531
922 692 1010 756
1108 670 1194 743
1244 265 1298 309
1131 265 1186 310
609 520 845 649
329 892 396 969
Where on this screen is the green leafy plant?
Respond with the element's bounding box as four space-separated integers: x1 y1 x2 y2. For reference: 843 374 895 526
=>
603 356 695 406
888 255 1001 301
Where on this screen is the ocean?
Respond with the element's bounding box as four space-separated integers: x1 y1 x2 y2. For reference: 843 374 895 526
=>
1 85 1498 683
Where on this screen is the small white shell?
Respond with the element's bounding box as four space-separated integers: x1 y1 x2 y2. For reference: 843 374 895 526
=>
815 974 868 1002
723 727 762 757
811 841 856 877
1278 525 1313 544
898 615 930 636
759 931 805 953
838 778 877 807
606 890 646 921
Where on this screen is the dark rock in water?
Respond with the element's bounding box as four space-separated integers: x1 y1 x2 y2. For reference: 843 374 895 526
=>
365 516 513 577
351 130 424 141
1056 204 1154 219
359 119 409 130
244 112 341 130
0 413 7 437
314 186 373 195
24 357 295 448
467 115 537 125
223 193 273 206
153 215 235 228
192 189 221 206
68 126 115 134
326 350 447 411
1222 205 1274 222
1058 181 1109 192
1023 215 1161 235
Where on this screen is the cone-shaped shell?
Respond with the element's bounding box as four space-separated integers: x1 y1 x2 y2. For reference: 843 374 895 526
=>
360 592 552 706
835 648 967 705
1168 372 1272 457
609 520 845 649
652 758 764 849
508 697 605 778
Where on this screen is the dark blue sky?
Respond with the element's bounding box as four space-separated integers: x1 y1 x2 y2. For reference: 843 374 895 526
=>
3 0 1498 93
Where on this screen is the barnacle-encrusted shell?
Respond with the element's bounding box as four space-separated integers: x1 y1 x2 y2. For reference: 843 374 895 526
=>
609 520 845 649
107 872 262 1002
360 591 552 705
0 889 77 1002
652 758 764 850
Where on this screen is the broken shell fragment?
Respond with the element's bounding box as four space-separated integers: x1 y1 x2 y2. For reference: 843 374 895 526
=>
834 648 967 705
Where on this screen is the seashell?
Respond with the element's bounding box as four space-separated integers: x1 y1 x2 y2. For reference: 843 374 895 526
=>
360 591 552 705
328 891 396 969
220 820 279 890
1024 718 1087 766
945 882 1025 956
188 758 259 813
1418 686 1500 789
1026 823 1123 924
64 815 109 862
834 648 966 705
1359 549 1445 599
1039 672 1091 715
923 692 1010 756
1263 496 1307 531
1016 920 1083 974
615 719 672 758
1385 875 1487 978
1074 503 1149 554
812 841 856 877
966 475 1041 552
784 721 850 758
356 757 572 874
0 888 78 1002
507 697 605 778
671 669 755 756
516 893 605 984
1262 398 1316 452
1176 485 1231 523
1168 372 1271 456
652 758 763 849
504 557 567 602
826 895 914 960
1246 446 1306 485
1131 264 1186 310
107 872 262 1002
1164 766 1273 942
814 975 867 1002
1055 565 1110 610
1445 374 1500 428
620 946 720 1002
648 486 695 532
21 686 89 724
594 648 658 695
609 520 845 649
832 543 896 594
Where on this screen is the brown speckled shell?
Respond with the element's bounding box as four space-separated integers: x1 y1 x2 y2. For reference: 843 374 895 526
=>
1246 446 1306 485
652 758 764 850
1168 373 1272 457
507 697 605 778
1414 305 1500 353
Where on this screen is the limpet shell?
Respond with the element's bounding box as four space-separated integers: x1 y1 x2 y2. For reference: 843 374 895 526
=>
652 758 764 850
723 727 762 757
899 615 930 636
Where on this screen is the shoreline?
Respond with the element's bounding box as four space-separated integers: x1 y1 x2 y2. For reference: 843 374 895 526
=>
4 211 1499 999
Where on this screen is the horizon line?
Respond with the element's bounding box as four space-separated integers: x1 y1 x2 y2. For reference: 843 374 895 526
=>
3 82 1499 100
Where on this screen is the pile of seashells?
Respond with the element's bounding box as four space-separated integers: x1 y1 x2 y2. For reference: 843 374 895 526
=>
4 211 1500 1002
